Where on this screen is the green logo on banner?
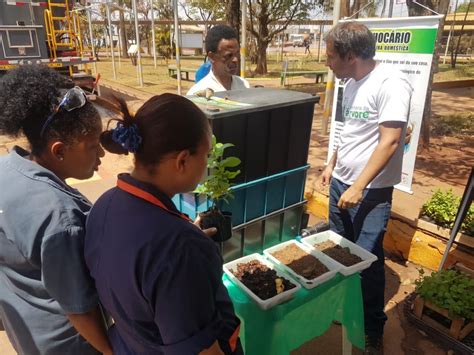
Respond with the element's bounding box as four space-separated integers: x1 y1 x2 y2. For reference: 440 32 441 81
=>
372 28 437 54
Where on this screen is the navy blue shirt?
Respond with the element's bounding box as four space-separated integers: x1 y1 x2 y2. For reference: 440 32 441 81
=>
0 146 99 355
84 174 241 354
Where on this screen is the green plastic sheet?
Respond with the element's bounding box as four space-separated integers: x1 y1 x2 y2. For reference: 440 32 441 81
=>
223 272 365 354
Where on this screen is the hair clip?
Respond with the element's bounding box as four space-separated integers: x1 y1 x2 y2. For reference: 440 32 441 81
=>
111 122 142 153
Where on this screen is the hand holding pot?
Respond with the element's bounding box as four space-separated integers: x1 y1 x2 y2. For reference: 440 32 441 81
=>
194 216 218 238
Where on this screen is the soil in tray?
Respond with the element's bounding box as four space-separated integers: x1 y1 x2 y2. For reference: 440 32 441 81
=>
231 260 296 300
271 244 329 279
314 240 363 267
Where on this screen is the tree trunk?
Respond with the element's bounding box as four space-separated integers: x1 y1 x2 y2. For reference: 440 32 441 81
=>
225 0 240 37
406 0 446 16
421 65 434 147
406 0 447 147
433 0 450 73
420 0 450 147
119 10 128 57
341 0 350 18
351 0 361 17
452 1 471 68
380 0 387 17
255 40 268 74
144 28 150 55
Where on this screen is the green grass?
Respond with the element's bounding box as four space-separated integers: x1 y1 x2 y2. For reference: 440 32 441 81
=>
431 111 474 136
95 56 203 94
93 52 474 94
249 53 328 78
434 63 474 82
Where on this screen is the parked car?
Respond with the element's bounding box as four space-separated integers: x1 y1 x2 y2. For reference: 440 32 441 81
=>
290 35 305 47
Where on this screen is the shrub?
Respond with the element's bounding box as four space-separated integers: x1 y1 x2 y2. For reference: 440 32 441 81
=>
431 112 474 136
195 135 241 206
421 189 473 236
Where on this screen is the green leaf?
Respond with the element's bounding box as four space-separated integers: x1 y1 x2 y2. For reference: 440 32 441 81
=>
221 143 234 150
226 170 241 179
221 157 241 168
198 136 242 201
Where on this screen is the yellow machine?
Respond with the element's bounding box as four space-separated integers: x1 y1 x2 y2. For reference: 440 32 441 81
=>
0 0 96 88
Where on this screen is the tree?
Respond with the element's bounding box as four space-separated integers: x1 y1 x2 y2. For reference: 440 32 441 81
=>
137 0 153 54
350 0 384 17
247 0 320 74
182 0 225 22
406 0 450 147
119 0 129 57
181 0 225 43
225 0 240 36
82 4 107 61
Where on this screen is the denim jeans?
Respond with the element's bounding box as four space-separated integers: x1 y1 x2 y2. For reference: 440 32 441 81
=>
329 178 393 338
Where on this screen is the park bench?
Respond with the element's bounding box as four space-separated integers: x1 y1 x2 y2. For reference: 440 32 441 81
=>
168 65 197 81
280 69 328 86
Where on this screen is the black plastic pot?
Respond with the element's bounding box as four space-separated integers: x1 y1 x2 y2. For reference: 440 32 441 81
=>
199 208 233 242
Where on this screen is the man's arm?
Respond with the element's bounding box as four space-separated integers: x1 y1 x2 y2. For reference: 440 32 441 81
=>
321 149 338 186
67 306 113 355
337 121 404 209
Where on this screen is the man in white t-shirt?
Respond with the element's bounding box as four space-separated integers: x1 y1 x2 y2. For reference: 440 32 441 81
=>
187 25 250 96
321 22 412 355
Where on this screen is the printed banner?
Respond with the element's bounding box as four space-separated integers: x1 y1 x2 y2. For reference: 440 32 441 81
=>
327 16 442 193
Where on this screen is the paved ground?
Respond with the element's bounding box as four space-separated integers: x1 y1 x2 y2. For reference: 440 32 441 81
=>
0 81 472 354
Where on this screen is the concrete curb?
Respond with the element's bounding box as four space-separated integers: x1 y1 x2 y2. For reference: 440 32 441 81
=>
432 79 474 90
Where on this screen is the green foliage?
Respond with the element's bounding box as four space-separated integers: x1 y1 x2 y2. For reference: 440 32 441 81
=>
421 189 474 235
155 26 172 60
247 0 322 74
435 63 474 82
456 2 474 13
184 0 225 21
415 268 474 320
195 135 241 205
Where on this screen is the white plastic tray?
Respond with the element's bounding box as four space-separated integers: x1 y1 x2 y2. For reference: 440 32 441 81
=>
301 230 378 276
263 240 339 289
223 253 301 310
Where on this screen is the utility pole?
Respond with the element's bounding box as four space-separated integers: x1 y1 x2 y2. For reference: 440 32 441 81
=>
106 3 116 79
172 0 182 94
321 0 342 134
444 1 457 65
151 4 157 68
317 23 323 62
86 8 98 77
132 0 143 87
388 0 394 17
240 0 247 78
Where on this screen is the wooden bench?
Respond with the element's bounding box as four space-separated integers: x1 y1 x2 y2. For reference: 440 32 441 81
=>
168 65 197 81
280 70 328 86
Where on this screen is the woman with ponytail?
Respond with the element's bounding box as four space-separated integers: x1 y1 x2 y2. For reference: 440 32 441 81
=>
84 94 243 355
0 66 111 354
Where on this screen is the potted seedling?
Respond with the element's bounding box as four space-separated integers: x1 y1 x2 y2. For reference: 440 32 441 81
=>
195 135 241 242
413 268 474 340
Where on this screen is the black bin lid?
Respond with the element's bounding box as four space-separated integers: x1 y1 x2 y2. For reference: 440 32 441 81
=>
187 88 320 119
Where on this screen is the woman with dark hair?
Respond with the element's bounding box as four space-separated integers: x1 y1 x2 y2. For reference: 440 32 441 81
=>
84 94 243 355
0 65 111 355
